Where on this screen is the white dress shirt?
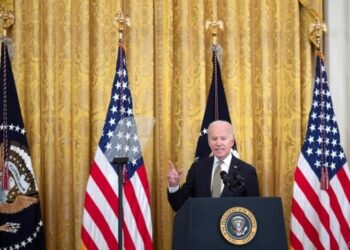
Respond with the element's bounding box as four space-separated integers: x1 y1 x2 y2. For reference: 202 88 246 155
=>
211 154 232 193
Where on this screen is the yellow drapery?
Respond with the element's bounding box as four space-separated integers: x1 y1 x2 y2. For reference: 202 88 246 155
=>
7 0 322 249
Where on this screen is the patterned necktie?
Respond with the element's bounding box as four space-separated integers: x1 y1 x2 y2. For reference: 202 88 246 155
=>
211 161 223 197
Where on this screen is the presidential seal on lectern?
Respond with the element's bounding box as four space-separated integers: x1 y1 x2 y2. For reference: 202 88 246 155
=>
220 206 257 245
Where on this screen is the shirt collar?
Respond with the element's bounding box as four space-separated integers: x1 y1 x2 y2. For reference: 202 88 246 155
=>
214 153 232 169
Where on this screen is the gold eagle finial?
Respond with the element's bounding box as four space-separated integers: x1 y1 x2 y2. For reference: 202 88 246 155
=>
310 18 327 50
0 4 14 37
205 17 224 45
113 11 131 40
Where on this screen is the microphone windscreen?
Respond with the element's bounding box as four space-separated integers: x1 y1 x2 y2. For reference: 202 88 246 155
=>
220 171 228 179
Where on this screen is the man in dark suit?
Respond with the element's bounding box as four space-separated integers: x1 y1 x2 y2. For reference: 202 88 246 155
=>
167 120 259 212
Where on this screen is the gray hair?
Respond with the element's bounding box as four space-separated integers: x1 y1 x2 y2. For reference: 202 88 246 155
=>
207 120 234 136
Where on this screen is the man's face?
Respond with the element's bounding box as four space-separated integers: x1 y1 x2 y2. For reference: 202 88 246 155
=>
208 123 234 160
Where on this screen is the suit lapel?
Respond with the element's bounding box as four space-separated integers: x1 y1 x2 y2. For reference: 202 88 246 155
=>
227 156 240 176
204 157 214 196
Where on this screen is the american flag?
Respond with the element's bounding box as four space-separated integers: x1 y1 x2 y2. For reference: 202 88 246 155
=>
290 51 350 249
194 45 238 161
81 41 153 250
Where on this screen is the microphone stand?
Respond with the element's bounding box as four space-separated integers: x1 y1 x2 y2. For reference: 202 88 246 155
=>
231 183 246 196
111 157 129 250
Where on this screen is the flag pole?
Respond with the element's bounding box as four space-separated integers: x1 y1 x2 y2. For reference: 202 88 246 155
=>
111 157 128 250
112 11 130 250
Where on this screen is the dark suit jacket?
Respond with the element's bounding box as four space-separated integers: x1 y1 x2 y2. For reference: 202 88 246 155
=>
168 155 259 211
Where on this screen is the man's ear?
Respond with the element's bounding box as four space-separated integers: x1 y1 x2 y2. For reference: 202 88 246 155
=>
230 138 234 147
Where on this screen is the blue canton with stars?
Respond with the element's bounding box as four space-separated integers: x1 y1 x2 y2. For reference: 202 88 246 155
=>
99 43 144 180
302 54 347 180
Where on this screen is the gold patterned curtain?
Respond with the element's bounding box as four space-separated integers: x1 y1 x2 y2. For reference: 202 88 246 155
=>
8 0 321 249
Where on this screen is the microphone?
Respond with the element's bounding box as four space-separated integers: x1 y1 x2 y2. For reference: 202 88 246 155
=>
231 168 246 196
220 168 247 196
233 172 246 186
220 171 237 191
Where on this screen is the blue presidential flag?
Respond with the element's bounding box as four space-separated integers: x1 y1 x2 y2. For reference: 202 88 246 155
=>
0 41 45 249
195 45 238 161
